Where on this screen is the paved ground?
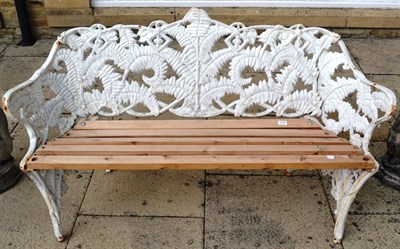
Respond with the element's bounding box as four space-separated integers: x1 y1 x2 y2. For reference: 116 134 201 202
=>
0 36 399 249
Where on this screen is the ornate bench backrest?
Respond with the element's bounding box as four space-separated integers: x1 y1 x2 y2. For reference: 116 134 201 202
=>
3 8 396 149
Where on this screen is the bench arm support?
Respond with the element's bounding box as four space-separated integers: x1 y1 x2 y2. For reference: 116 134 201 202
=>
28 170 65 242
319 40 397 155
2 41 79 170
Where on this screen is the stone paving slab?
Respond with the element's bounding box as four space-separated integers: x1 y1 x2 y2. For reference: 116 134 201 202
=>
369 142 388 158
371 122 392 143
343 38 400 74
342 214 400 249
0 36 14 44
10 124 29 164
0 56 46 93
0 44 8 55
322 175 400 215
0 56 47 130
204 175 340 248
3 39 55 57
0 37 13 55
0 172 91 249
80 170 204 217
66 216 203 249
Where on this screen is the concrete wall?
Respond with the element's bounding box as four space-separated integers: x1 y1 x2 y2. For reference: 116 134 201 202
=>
0 0 399 38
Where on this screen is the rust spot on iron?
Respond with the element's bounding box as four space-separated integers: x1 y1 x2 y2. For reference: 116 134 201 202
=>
284 170 293 176
333 238 341 244
1 97 7 112
390 104 396 116
20 164 27 171
371 83 377 91
20 158 32 171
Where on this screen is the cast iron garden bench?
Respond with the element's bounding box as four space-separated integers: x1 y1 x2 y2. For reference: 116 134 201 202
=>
2 8 397 243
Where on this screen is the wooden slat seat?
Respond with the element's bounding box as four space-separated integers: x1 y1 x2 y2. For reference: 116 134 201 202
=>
27 118 374 170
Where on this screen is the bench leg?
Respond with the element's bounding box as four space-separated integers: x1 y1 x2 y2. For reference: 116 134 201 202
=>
327 169 376 244
28 170 65 242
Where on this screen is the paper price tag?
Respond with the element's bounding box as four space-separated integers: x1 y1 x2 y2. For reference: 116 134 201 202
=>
277 120 288 126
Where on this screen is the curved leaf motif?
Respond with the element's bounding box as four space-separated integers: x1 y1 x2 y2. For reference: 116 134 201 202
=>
199 77 244 115
356 84 378 120
318 52 349 85
372 91 390 112
117 82 160 116
199 25 233 63
186 8 212 39
128 54 168 88
229 46 269 85
268 43 300 71
276 90 322 117
117 27 138 49
155 77 193 101
236 80 283 116
275 64 298 94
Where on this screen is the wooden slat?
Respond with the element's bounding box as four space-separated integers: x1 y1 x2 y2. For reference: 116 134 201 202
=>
74 118 320 130
47 137 349 146
35 144 362 156
65 129 336 138
33 119 372 171
27 155 375 170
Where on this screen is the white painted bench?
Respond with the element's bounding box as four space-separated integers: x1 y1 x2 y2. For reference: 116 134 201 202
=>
2 8 396 243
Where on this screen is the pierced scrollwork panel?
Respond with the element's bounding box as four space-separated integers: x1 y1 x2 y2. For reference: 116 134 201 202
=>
322 169 363 213
3 7 396 152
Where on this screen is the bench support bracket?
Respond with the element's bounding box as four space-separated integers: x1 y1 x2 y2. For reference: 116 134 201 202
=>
325 168 377 243
28 170 65 242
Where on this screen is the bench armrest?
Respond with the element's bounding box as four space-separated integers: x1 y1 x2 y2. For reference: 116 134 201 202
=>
318 40 397 153
2 41 79 169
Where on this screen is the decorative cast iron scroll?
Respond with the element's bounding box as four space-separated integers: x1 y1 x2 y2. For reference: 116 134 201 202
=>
4 9 396 149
